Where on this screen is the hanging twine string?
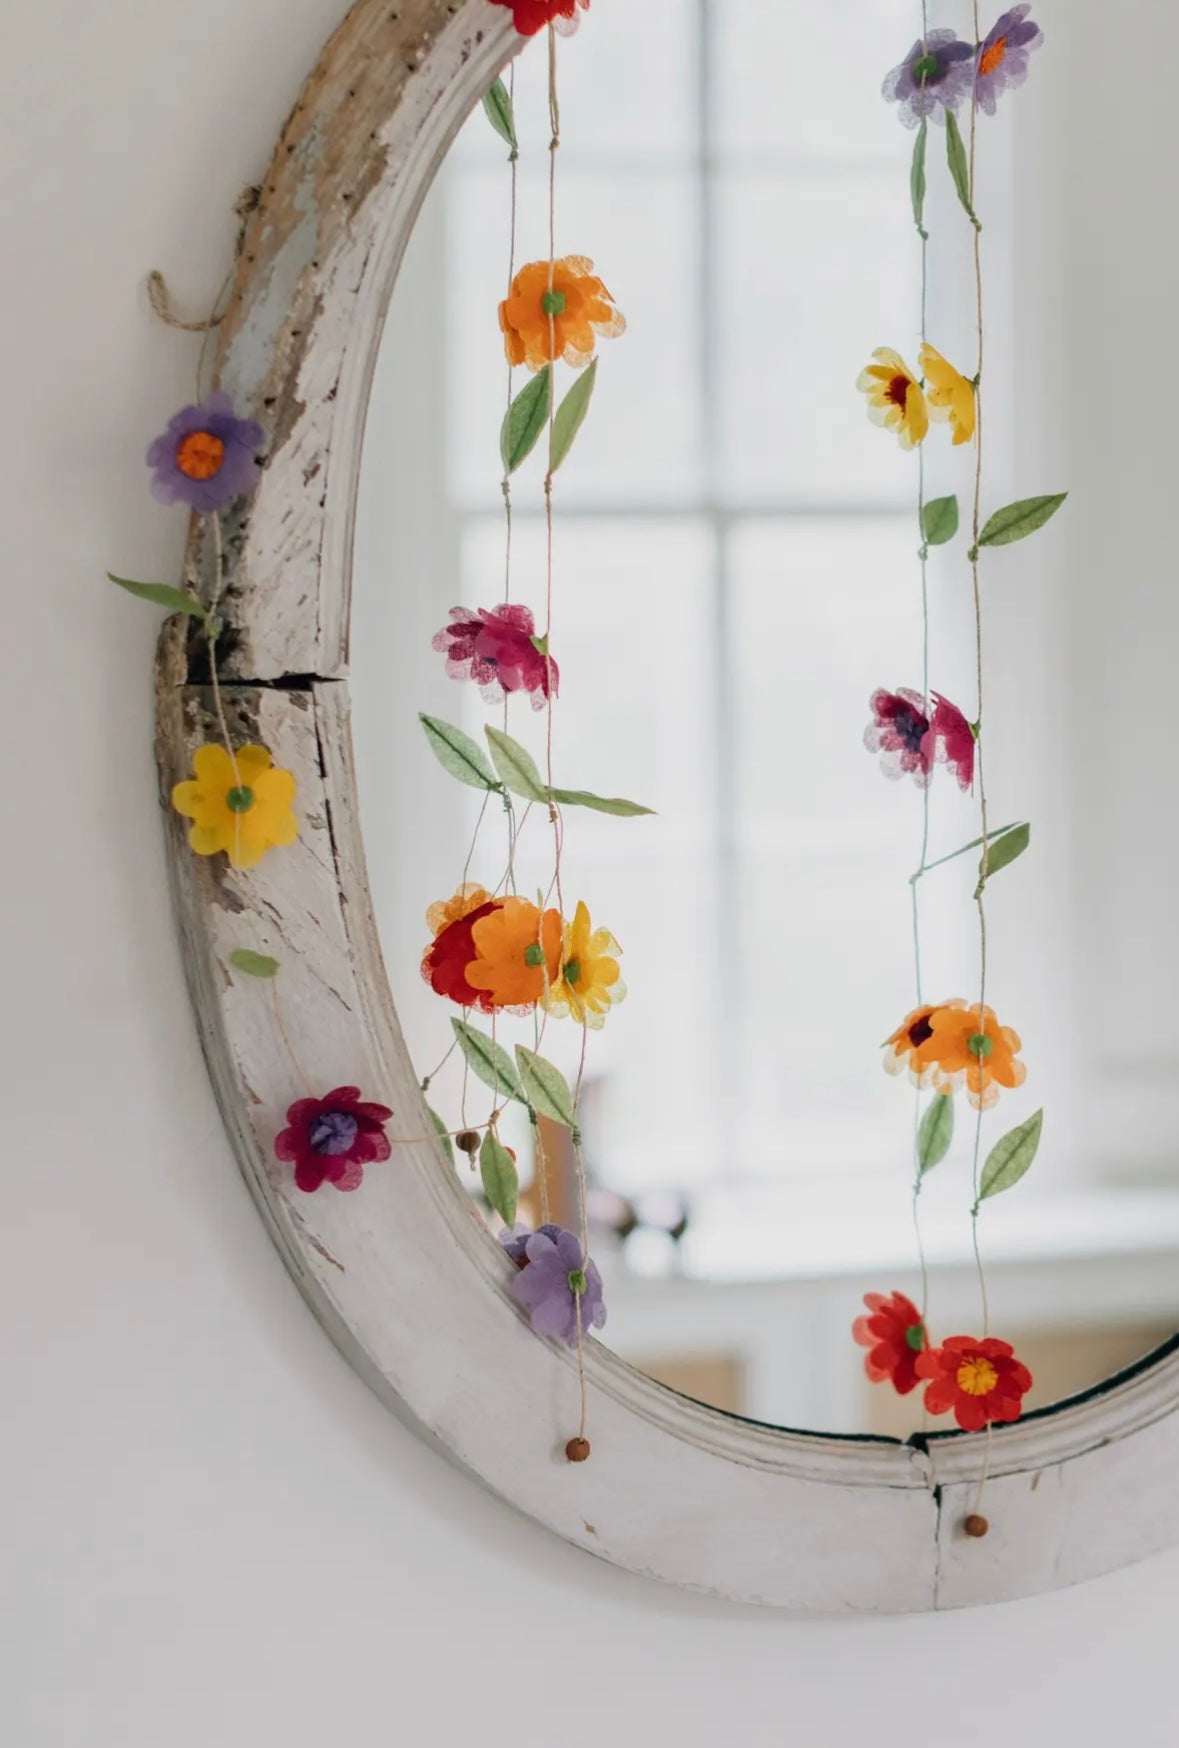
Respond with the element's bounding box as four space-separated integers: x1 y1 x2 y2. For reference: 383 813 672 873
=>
966 0 992 1343
910 0 934 1330
965 0 996 1524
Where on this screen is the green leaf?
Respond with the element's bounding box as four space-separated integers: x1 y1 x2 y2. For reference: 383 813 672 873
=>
485 725 548 802
917 1096 954 1175
451 1018 525 1104
482 76 517 153
945 111 980 229
977 493 1068 548
910 120 928 237
975 821 1031 898
427 1106 455 1168
976 1109 1044 1208
550 787 654 818
515 1047 578 1133
107 574 207 618
479 1129 519 1227
420 714 501 792
916 820 1026 879
548 358 598 476
921 495 959 547
500 366 551 475
228 948 280 979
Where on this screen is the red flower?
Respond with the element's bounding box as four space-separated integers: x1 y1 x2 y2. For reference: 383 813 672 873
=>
914 1335 1033 1431
432 604 558 710
422 899 503 1010
275 1087 393 1194
931 693 976 792
852 1290 926 1394
489 0 589 37
864 687 935 787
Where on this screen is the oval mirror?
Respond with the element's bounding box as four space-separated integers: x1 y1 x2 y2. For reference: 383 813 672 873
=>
157 0 1179 1609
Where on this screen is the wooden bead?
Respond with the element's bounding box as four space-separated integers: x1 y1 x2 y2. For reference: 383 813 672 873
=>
455 1129 480 1155
565 1437 591 1464
964 1513 990 1539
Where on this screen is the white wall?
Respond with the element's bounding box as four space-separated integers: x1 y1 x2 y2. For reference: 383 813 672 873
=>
5 2 1179 1744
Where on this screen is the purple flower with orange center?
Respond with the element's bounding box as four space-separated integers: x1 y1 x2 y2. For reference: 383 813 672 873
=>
976 7 1043 115
865 687 935 787
882 29 974 128
146 391 264 512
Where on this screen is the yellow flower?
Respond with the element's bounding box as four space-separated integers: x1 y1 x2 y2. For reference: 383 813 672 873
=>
171 743 298 870
857 348 929 449
919 343 976 446
545 901 625 1030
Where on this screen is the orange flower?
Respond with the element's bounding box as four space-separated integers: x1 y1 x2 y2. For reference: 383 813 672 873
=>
426 884 495 938
499 257 626 372
923 1001 1026 1110
883 1002 947 1088
465 898 563 1011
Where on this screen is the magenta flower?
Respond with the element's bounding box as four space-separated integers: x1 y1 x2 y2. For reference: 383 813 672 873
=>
508 1225 606 1348
275 1086 393 1194
432 604 559 709
865 688 936 787
146 391 264 512
883 30 974 128
976 7 1043 115
931 694 977 792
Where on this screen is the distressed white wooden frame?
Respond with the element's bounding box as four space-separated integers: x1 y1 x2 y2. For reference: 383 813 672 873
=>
154 0 1179 1611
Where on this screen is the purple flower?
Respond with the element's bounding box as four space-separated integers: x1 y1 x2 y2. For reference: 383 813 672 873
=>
507 1225 606 1348
865 687 935 787
976 7 1043 115
499 1221 566 1267
146 391 264 512
883 30 974 127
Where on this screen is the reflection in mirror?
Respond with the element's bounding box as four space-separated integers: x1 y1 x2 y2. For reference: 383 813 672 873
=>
353 0 1179 1433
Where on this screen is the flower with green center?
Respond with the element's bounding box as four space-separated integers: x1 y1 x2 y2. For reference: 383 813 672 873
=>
882 29 974 128
544 901 625 1030
171 743 298 870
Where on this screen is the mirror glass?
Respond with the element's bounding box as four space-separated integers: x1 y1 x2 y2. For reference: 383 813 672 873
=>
352 0 1179 1433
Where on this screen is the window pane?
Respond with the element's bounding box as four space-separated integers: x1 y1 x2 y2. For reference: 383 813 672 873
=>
712 0 916 165
714 172 917 506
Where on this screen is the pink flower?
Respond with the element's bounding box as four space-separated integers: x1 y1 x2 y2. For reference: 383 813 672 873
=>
932 693 976 792
864 687 935 787
274 1086 393 1194
432 604 559 709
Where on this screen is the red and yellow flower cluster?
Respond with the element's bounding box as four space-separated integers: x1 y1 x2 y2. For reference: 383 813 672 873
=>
853 1291 1033 1431
885 998 1025 1111
422 885 624 1027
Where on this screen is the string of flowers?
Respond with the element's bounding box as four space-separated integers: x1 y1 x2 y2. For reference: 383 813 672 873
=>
854 4 1063 1535
421 2 637 1462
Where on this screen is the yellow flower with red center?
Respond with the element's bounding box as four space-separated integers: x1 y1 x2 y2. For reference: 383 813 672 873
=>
545 901 625 1029
171 743 298 870
857 348 928 449
465 897 563 1011
499 257 626 372
919 342 976 446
